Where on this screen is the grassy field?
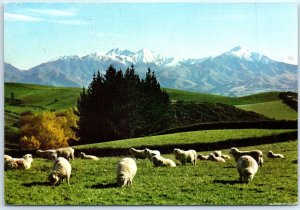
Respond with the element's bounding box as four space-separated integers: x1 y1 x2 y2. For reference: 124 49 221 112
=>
4 141 297 205
74 129 296 150
237 101 298 120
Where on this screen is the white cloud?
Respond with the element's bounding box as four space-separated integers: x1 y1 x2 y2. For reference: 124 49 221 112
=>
28 8 76 17
4 12 43 22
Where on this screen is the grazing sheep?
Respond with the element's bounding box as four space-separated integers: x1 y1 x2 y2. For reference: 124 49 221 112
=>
79 152 98 160
129 148 148 159
213 150 222 157
150 155 176 167
144 148 161 160
197 154 210 160
173 148 197 165
208 153 226 162
268 151 284 159
229 147 263 167
36 149 57 159
221 154 231 159
237 155 259 183
116 158 137 187
48 157 72 186
4 155 12 161
53 147 74 161
213 150 231 159
4 154 33 170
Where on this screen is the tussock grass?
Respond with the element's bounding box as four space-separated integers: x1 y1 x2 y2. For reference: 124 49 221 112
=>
4 141 297 205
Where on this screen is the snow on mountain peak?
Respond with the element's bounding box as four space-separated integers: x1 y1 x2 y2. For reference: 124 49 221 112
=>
228 46 253 61
132 48 167 65
106 48 134 56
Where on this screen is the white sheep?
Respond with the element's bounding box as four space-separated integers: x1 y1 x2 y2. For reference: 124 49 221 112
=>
208 153 226 162
229 147 263 167
79 152 98 160
237 155 259 183
53 147 74 161
213 150 222 157
48 157 72 186
221 154 231 159
197 154 210 160
116 158 137 187
144 148 161 160
36 149 57 159
173 148 197 165
150 154 176 167
268 151 284 159
4 154 33 170
129 148 148 159
213 150 231 159
4 155 12 161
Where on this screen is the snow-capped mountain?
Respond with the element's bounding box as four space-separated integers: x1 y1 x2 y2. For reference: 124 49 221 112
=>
4 46 298 96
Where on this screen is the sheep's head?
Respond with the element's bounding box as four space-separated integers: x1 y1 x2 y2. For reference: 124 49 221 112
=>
117 175 127 187
48 173 60 186
23 154 33 160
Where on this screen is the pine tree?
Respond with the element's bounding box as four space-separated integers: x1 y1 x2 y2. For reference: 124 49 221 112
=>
75 65 173 143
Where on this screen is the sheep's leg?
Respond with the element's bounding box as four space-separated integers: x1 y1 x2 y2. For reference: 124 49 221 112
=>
67 176 70 185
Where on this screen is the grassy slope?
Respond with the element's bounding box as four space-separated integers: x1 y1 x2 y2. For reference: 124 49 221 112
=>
74 129 295 150
4 141 297 205
237 101 298 120
5 83 81 114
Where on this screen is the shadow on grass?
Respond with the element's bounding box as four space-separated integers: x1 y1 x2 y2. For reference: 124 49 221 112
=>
22 181 51 187
213 179 241 185
90 182 118 189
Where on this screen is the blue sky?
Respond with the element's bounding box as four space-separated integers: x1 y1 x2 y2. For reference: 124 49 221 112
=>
4 2 298 69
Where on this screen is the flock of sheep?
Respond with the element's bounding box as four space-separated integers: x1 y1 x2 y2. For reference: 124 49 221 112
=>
4 146 285 187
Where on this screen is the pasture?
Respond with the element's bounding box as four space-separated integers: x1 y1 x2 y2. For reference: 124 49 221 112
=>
237 101 298 120
4 141 297 205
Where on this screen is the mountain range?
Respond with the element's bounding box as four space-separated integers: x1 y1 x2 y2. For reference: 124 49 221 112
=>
4 46 298 96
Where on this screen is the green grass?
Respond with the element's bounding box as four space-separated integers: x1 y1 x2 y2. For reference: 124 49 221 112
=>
74 129 296 150
165 88 281 105
4 141 297 205
237 101 298 120
5 83 81 114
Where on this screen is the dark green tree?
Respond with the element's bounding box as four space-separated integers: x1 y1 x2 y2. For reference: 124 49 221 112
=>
75 65 172 143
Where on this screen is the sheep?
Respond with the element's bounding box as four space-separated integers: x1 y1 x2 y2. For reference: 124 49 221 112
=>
173 148 197 165
237 155 259 183
48 157 72 186
208 153 226 163
36 149 57 159
197 154 210 160
221 154 231 159
150 154 176 167
4 155 12 161
116 158 137 187
129 148 148 159
229 147 263 167
144 148 161 160
79 152 98 160
213 150 222 157
52 147 74 161
268 151 284 159
213 150 231 159
4 154 33 170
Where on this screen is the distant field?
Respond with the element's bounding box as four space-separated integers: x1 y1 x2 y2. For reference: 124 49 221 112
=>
4 141 297 205
237 101 298 120
5 83 81 114
74 129 296 150
165 88 281 105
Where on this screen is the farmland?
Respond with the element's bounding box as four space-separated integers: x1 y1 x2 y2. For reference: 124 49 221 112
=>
4 140 297 205
4 82 298 205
